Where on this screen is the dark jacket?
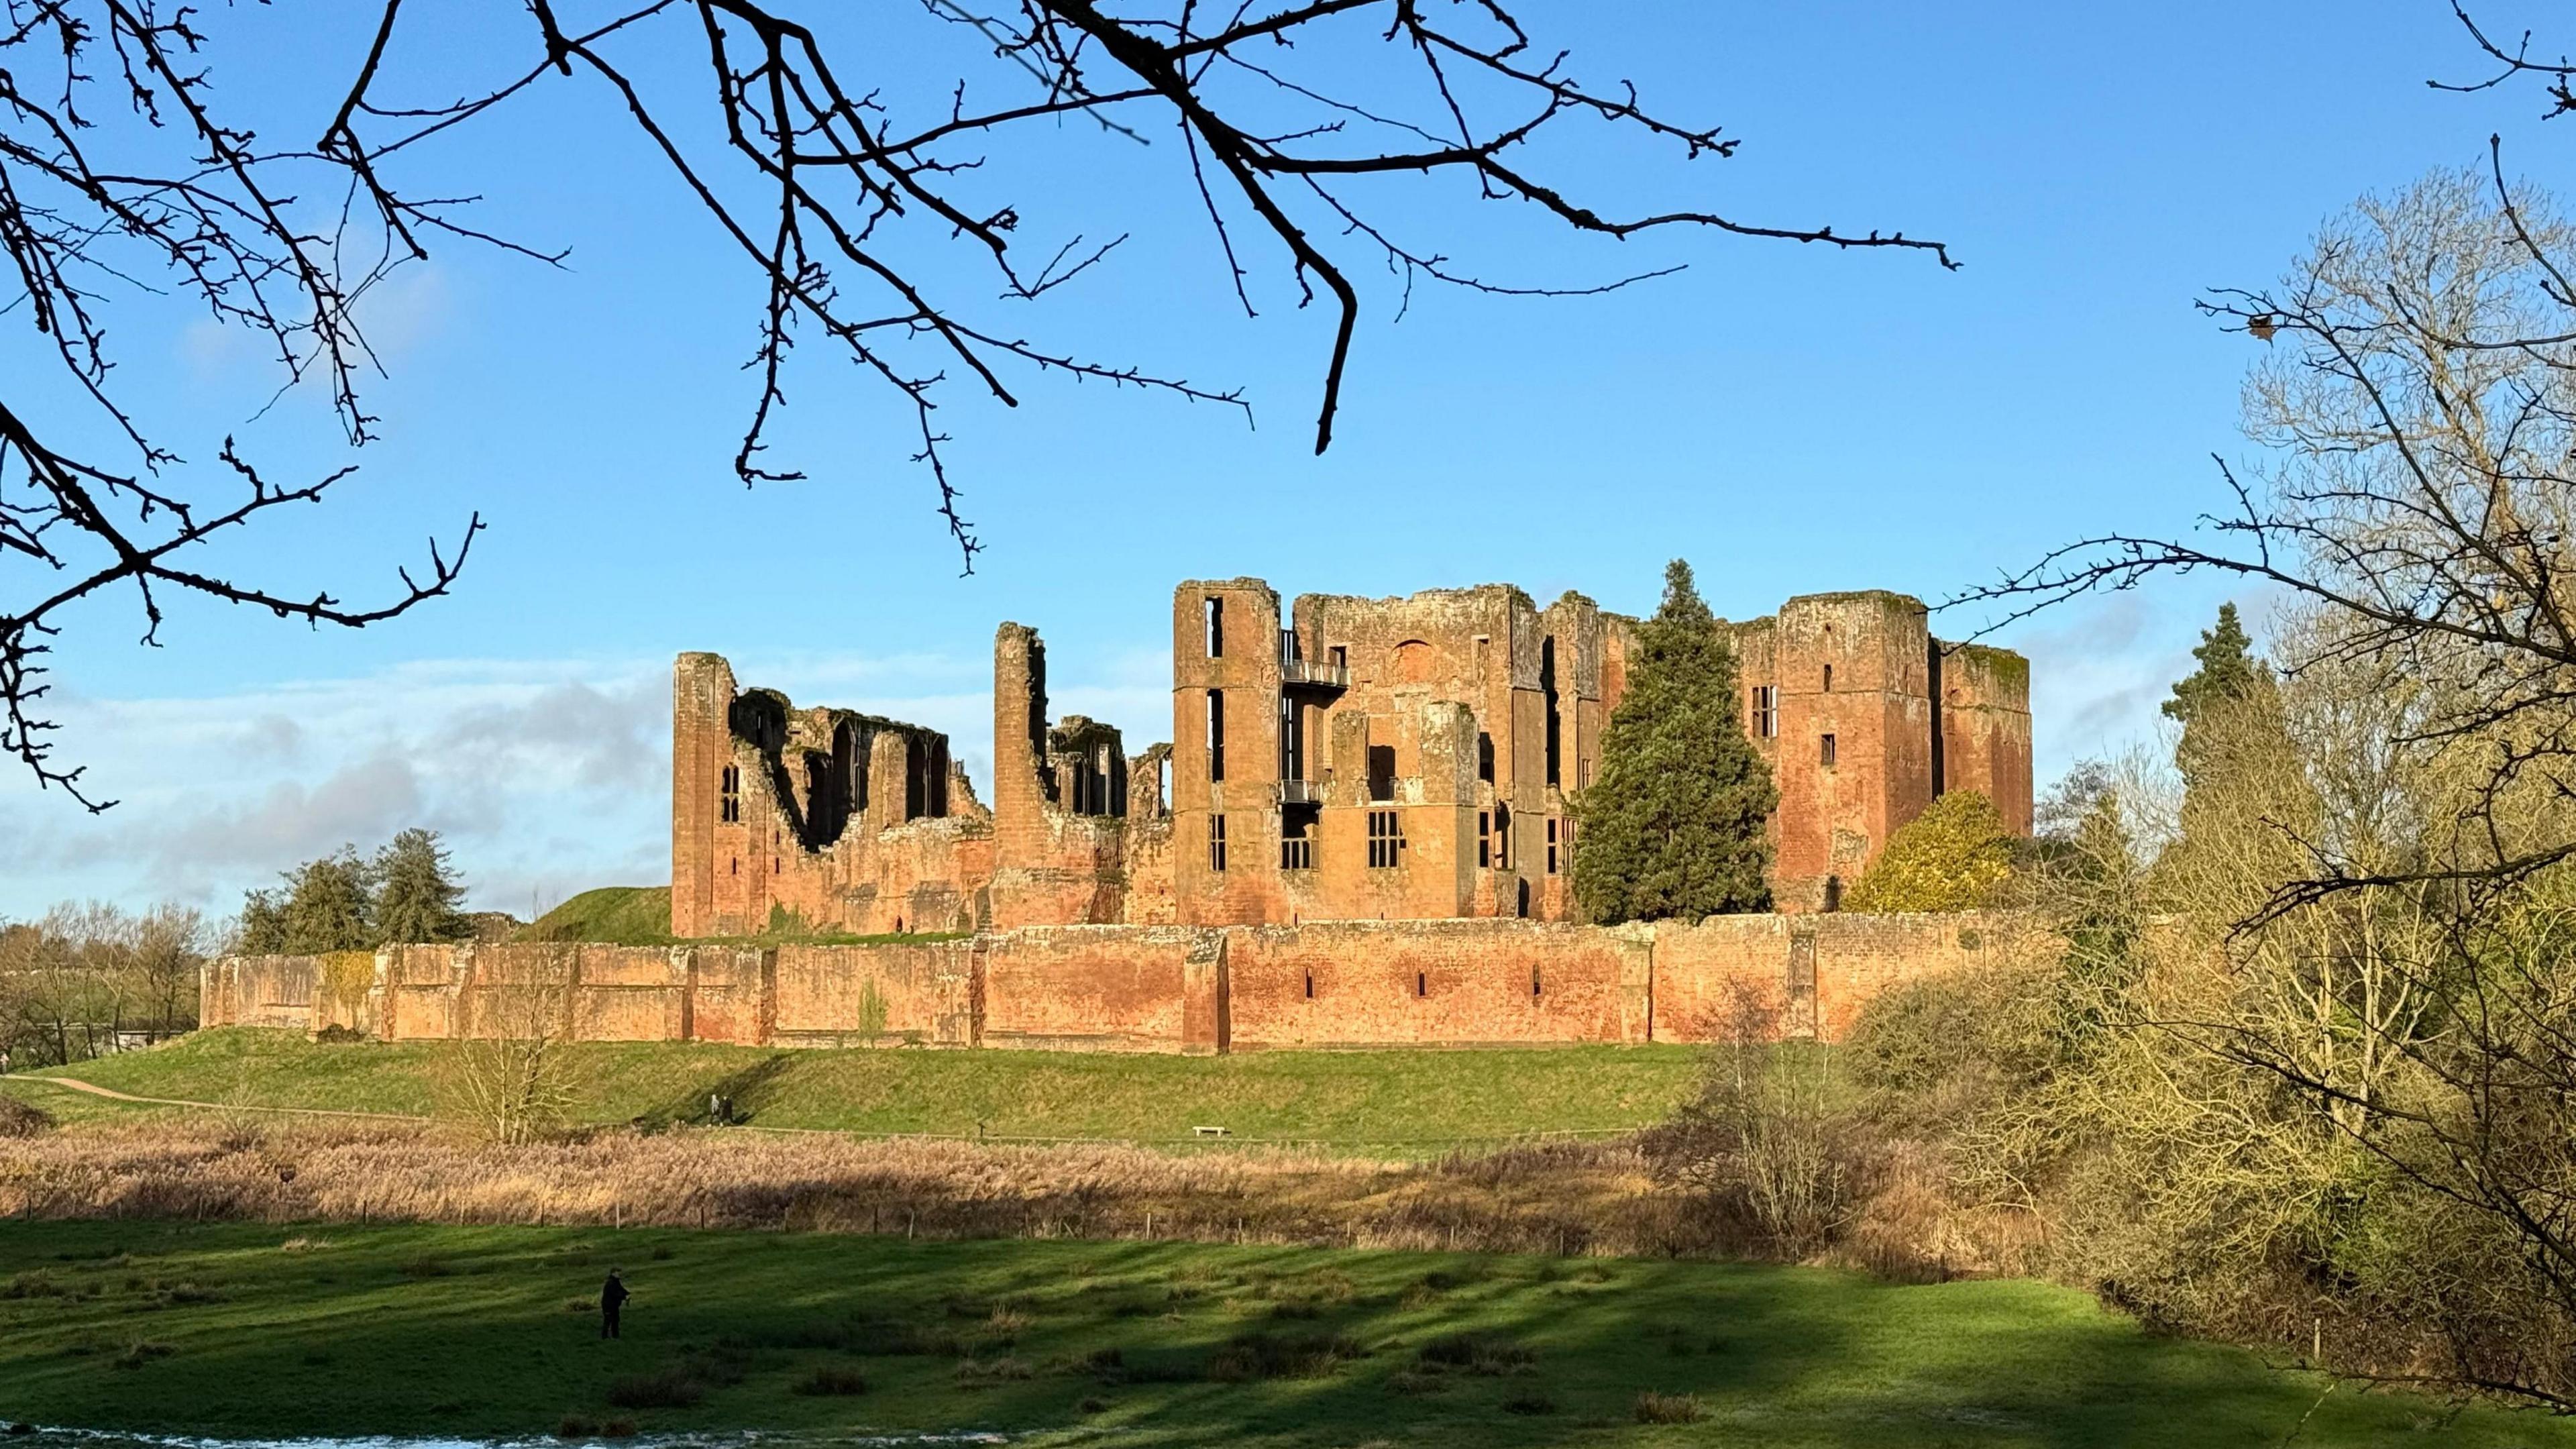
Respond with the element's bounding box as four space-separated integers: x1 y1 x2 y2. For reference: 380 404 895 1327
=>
601 1276 629 1311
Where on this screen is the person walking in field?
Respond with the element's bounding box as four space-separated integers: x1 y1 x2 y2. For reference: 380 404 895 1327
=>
600 1269 629 1339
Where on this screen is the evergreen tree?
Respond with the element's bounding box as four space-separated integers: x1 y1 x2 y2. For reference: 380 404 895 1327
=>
235 889 290 955
1571 559 1778 923
372 828 470 945
2163 602 2273 786
273 849 374 953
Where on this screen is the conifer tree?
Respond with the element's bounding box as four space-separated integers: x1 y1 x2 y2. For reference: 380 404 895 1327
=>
1571 559 1778 923
373 828 471 946
268 849 375 953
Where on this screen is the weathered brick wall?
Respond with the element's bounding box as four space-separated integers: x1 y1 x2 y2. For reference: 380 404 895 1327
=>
1227 919 1650 1049
772 941 974 1046
979 926 1199 1051
205 911 2031 1053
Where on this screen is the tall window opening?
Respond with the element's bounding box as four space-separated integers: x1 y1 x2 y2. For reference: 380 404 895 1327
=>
1750 685 1778 739
719 764 741 822
1546 817 1560 874
1823 663 1833 692
1279 695 1303 782
1415 971 1428 998
1304 971 1315 1000
1329 645 1348 672
1477 732 1495 783
1368 809 1404 868
1209 814 1228 871
1821 733 1838 768
1495 802 1513 869
1478 810 1493 868
1541 637 1561 786
1203 596 1224 657
1532 966 1543 999
1206 690 1227 781
1366 743 1396 802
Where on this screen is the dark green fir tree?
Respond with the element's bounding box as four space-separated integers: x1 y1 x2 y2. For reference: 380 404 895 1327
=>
372 827 471 946
1570 559 1778 923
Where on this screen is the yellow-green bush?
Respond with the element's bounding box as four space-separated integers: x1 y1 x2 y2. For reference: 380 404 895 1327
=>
1843 791 2013 913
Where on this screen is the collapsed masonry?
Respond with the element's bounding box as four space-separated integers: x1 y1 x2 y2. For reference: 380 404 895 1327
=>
670 580 2032 938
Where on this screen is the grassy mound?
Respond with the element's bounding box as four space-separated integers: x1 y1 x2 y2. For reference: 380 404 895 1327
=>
519 887 675 945
21 1028 1702 1148
1 1221 2559 1446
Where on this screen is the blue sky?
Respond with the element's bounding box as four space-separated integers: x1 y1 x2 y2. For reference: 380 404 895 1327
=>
6 1 2567 919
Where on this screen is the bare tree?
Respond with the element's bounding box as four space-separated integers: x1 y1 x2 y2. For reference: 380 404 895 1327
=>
3 1 1953 811
1959 166 2576 1405
437 973 579 1146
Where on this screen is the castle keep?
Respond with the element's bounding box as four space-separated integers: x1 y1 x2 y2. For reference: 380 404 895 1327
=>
670 579 2032 938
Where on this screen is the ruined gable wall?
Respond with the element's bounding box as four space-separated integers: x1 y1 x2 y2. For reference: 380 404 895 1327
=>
672 652 994 938
1769 593 1937 910
1172 580 1290 925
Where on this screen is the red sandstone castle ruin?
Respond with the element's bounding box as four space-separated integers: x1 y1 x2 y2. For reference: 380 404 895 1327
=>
670 580 2032 938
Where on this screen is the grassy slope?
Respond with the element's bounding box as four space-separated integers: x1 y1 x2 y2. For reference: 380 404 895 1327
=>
513 887 955 947
0 1221 2553 1449
19 1028 1703 1144
520 887 678 945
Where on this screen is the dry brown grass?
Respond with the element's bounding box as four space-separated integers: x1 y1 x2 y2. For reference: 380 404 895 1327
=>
0 1115 2021 1277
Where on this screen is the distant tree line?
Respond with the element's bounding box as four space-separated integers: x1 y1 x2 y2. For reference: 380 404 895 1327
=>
0 902 209 1069
237 829 474 954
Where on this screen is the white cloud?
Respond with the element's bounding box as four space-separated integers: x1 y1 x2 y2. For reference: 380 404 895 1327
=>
0 645 1173 924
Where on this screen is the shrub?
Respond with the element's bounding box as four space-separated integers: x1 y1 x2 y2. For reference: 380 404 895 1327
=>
1633 1391 1703 1424
953 1356 1033 1387
1842 790 2013 913
0 1097 54 1138
792 1366 868 1397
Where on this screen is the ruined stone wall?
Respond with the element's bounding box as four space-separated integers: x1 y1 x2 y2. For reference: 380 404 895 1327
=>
1226 920 1650 1049
1937 643 2036 837
773 941 975 1046
979 926 1201 1051
671 653 996 940
207 911 2032 1055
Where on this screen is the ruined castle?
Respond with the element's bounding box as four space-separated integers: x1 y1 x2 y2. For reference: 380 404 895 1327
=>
671 579 2032 938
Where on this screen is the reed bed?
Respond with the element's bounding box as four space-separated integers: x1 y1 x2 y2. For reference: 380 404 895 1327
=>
0 1117 1717 1260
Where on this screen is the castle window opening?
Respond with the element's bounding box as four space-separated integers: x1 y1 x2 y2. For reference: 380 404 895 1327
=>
1204 597 1224 657
1478 810 1492 868
1304 971 1314 1000
1416 971 1428 998
1477 732 1494 783
1367 809 1404 868
1823 663 1834 692
730 857 737 875
719 765 741 822
1821 733 1838 767
1750 685 1778 738
1281 806 1315 870
1532 966 1542 999
773 858 780 873
1209 814 1228 871
1541 637 1562 786
1279 694 1303 781
1495 802 1512 869
1579 757 1592 789
1546 817 1560 874
1366 744 1396 802
1329 645 1347 672
1206 690 1227 781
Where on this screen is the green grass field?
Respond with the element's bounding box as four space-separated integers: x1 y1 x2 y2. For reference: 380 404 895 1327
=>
0 1220 2551 1448
15 1028 1705 1146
